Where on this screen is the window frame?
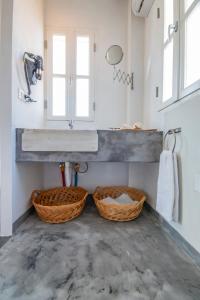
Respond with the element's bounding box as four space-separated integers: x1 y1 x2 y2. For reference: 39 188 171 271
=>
179 0 200 99
161 0 200 109
162 0 179 106
71 30 95 122
45 27 95 122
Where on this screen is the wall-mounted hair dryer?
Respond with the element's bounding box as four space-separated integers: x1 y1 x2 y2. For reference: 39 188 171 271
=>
23 52 44 102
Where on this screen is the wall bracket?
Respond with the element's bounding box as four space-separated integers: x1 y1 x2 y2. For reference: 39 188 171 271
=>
113 67 134 90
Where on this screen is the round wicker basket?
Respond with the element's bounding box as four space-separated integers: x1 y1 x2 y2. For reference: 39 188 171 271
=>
93 186 146 222
32 187 88 223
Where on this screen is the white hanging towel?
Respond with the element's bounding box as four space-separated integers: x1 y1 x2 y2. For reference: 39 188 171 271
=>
156 150 179 222
173 153 179 222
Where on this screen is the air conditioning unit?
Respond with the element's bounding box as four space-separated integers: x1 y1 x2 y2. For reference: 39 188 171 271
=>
132 0 155 18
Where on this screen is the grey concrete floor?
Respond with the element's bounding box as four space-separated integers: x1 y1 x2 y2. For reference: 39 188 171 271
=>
0 205 200 300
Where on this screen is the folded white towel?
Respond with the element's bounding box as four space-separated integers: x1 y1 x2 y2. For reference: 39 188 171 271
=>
101 194 138 205
156 150 179 222
101 197 119 205
116 194 136 204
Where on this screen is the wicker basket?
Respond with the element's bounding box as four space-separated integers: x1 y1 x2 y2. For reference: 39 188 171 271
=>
93 186 146 222
32 187 88 223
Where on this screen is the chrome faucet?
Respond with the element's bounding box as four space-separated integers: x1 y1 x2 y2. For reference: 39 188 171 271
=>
68 120 74 130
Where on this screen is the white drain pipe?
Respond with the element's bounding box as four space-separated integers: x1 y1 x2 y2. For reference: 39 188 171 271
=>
65 162 72 187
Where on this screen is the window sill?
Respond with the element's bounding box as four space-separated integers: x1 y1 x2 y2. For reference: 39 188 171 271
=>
44 119 96 131
158 87 200 112
46 118 95 122
45 112 95 123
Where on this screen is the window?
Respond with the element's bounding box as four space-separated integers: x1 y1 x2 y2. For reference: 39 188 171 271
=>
180 0 200 96
162 0 200 105
46 29 95 121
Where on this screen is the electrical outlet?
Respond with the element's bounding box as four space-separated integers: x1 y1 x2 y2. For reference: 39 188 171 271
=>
18 88 25 100
194 174 200 193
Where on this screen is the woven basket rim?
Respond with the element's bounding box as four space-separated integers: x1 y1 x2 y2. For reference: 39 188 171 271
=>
93 186 146 202
32 197 88 208
32 186 88 208
35 186 88 193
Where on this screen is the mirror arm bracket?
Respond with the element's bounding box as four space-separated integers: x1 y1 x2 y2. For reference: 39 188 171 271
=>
113 67 134 90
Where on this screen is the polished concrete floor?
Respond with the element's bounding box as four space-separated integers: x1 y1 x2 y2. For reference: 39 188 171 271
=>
0 205 200 300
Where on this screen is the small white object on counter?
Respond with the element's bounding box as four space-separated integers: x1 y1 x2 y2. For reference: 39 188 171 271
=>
120 122 144 130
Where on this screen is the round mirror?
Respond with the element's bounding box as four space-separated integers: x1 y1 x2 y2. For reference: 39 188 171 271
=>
105 45 124 66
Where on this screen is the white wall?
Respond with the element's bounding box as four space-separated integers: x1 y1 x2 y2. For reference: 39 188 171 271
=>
44 0 128 130
43 0 134 191
12 0 44 128
127 5 145 187
143 0 164 130
12 0 44 223
127 8 145 124
131 0 200 253
164 95 200 252
43 163 129 193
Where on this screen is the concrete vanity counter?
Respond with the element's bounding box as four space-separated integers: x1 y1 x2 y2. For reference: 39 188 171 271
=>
16 129 163 163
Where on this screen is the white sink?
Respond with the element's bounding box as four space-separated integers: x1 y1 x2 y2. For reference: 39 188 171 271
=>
22 129 98 152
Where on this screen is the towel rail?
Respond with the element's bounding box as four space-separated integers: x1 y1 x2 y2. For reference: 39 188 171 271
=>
164 128 181 152
166 128 182 135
